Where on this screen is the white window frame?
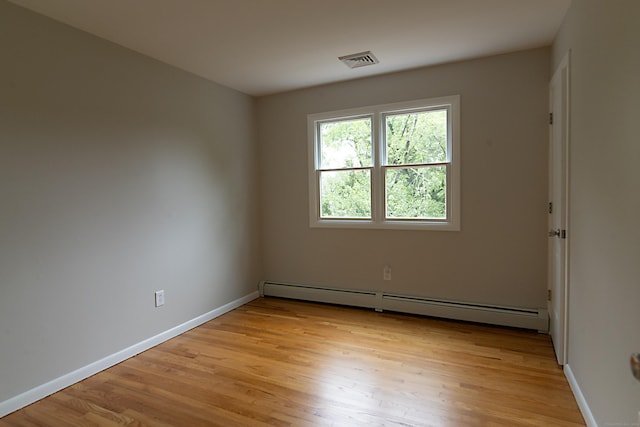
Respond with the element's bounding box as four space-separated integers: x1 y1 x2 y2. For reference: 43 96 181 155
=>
308 95 460 231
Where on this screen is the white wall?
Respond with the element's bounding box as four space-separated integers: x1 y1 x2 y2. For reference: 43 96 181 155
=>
257 48 550 309
0 1 260 403
553 1 640 425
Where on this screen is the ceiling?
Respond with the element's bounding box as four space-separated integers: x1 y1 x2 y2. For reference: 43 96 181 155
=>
8 0 571 96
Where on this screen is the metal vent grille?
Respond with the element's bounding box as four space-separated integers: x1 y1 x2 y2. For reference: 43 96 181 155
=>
339 51 379 69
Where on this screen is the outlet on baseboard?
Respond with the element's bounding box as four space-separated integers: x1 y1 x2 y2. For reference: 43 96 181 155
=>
155 290 165 307
383 265 392 281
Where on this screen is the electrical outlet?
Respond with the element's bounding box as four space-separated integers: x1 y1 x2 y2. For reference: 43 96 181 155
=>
155 290 165 307
383 265 392 281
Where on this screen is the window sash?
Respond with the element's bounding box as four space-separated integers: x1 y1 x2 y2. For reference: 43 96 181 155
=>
382 106 450 167
316 115 373 170
383 164 449 221
317 168 372 220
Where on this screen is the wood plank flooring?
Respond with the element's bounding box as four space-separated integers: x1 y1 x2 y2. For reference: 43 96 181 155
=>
0 297 585 426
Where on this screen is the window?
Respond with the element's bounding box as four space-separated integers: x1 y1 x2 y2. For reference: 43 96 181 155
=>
308 95 460 230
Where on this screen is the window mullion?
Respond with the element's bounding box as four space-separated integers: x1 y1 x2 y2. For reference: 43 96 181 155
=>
372 113 384 224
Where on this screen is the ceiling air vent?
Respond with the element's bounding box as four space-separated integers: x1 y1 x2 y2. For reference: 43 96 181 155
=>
339 51 379 69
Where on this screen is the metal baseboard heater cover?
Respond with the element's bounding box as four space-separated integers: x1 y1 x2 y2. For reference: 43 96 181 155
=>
259 281 548 332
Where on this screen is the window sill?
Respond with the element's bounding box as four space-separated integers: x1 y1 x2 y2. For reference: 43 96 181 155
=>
310 219 460 231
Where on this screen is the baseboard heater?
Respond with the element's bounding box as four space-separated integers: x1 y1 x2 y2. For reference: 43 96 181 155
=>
259 281 548 332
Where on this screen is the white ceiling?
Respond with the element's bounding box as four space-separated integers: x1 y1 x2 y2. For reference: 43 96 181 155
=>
8 0 571 96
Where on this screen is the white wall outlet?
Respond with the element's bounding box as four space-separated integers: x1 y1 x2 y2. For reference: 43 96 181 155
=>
383 265 392 281
154 290 165 307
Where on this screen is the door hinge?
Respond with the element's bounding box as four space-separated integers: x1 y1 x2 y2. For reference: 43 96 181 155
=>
548 202 553 214
561 229 567 239
549 112 553 125
547 289 552 301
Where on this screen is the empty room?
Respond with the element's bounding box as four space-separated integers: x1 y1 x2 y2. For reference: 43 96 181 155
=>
1 0 638 426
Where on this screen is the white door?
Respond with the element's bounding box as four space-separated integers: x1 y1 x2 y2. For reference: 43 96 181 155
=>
548 53 570 365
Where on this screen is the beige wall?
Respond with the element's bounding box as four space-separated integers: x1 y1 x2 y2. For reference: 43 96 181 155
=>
257 48 550 309
0 1 260 402
553 1 640 424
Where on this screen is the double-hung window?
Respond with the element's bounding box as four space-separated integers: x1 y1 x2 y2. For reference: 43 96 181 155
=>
308 95 460 230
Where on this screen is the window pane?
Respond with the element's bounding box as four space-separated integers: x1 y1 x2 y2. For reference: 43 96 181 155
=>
320 170 371 218
386 166 446 219
320 118 372 169
385 109 447 165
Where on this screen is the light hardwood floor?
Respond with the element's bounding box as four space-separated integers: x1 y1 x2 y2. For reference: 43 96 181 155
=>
1 297 585 426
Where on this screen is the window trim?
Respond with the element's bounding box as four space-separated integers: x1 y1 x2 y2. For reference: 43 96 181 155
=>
308 95 460 231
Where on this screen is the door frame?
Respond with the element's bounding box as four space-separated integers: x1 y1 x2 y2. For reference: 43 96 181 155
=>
548 51 571 365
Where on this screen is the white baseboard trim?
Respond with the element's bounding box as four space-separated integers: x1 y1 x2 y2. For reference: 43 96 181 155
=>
0 290 260 418
564 363 598 427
